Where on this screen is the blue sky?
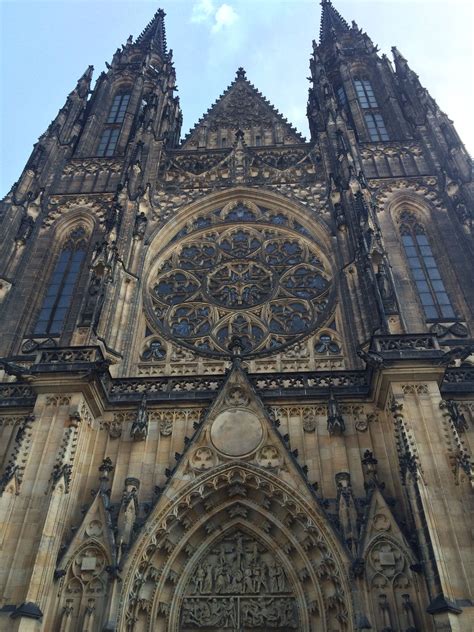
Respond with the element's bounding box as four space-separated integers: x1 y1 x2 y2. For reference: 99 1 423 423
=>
1 0 473 197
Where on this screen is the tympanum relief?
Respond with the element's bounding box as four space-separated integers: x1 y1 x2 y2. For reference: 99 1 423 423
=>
179 530 298 631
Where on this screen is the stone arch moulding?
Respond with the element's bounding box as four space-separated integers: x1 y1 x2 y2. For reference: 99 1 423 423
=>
50 209 96 242
116 462 355 632
385 191 434 230
144 186 333 262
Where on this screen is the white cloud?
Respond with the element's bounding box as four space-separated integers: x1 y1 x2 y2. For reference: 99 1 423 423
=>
212 4 239 32
191 0 215 24
191 0 239 32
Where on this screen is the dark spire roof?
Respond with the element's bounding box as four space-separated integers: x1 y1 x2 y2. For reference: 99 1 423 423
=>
135 8 167 54
319 0 350 44
181 67 305 147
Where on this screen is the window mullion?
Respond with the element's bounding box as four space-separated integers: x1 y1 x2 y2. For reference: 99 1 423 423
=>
47 249 74 333
415 240 439 315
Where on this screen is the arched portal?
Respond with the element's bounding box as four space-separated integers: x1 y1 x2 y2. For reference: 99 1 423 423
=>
117 463 354 632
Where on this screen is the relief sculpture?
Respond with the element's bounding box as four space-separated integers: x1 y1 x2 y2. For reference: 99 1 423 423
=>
179 530 298 630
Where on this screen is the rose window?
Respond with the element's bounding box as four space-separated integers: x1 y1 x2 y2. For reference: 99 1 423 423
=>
147 214 333 357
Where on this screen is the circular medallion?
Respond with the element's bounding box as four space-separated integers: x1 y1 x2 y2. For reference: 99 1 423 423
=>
210 409 263 457
146 204 334 357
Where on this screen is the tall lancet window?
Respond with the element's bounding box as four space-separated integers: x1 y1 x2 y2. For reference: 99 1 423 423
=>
97 92 130 157
354 78 389 141
399 212 455 320
33 227 87 335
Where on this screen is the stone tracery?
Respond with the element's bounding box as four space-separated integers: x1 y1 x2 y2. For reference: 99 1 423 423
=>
147 203 333 357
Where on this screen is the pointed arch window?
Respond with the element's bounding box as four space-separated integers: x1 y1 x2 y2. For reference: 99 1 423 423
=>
354 78 389 141
399 212 455 320
97 92 130 157
33 227 88 335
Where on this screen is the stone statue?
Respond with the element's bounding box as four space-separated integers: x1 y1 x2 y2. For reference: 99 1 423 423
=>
327 391 345 436
376 261 395 306
130 394 148 440
15 214 34 243
133 211 148 238
79 273 104 327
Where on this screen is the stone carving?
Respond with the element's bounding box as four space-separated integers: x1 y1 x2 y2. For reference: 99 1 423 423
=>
190 447 215 472
302 408 317 432
146 215 332 357
80 240 118 328
327 392 345 436
225 386 249 407
0 414 35 494
15 214 35 243
370 541 404 580
180 530 298 630
376 261 396 311
133 211 148 238
257 445 281 469
374 334 436 352
440 399 468 433
141 338 166 361
159 418 173 436
401 384 429 395
131 394 148 441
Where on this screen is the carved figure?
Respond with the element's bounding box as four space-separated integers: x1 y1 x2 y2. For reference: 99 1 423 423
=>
133 211 148 238
327 391 345 435
15 214 34 243
130 394 148 440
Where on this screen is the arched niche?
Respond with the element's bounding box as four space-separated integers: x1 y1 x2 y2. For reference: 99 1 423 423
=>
116 463 354 632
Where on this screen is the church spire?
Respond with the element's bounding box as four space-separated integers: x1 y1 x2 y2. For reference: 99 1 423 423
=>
319 0 350 44
135 7 167 55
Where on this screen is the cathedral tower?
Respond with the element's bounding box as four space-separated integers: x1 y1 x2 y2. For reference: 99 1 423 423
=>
0 3 472 631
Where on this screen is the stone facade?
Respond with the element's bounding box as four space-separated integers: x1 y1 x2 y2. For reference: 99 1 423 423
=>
0 3 473 631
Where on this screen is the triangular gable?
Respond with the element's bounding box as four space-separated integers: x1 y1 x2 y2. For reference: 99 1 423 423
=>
181 68 305 150
359 486 417 563
158 359 316 505
56 488 117 573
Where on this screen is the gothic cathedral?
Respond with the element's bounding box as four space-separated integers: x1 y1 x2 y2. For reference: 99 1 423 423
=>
0 3 473 631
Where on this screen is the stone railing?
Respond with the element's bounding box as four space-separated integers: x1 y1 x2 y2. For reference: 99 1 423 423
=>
442 367 474 394
251 370 370 396
35 346 104 365
0 383 36 407
372 334 438 353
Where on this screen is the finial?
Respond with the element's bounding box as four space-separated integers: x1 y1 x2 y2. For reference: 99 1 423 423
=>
236 67 246 80
228 336 245 364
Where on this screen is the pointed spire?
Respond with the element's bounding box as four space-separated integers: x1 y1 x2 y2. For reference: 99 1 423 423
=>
136 8 167 55
319 0 350 44
72 65 94 99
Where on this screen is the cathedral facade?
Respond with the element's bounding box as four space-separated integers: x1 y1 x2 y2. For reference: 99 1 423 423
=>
0 2 473 631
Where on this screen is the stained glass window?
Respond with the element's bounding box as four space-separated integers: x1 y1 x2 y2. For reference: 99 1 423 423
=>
354 78 389 141
107 94 130 124
400 213 455 320
97 92 130 157
97 128 120 157
364 113 389 141
33 228 87 335
147 207 333 357
354 79 378 109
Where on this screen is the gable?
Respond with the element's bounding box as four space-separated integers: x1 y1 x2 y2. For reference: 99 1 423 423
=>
181 68 305 150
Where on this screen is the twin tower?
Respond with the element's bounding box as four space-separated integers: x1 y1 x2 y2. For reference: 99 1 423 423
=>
0 2 473 632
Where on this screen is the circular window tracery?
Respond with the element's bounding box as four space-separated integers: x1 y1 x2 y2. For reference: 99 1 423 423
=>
147 209 333 357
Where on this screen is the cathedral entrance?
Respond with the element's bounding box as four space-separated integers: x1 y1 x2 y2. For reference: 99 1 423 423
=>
178 529 299 630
